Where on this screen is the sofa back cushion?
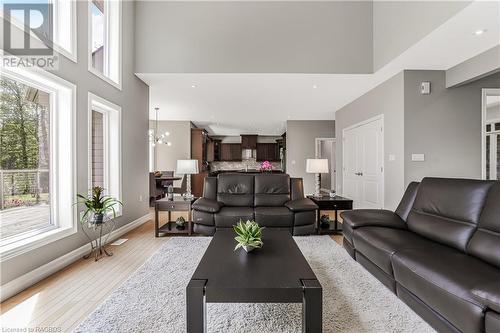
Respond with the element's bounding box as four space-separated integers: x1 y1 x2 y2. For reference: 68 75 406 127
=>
254 174 290 207
217 174 254 207
467 182 500 268
395 182 420 221
406 177 494 252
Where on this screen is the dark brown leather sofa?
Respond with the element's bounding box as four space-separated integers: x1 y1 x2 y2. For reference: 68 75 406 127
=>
341 177 500 333
192 173 318 235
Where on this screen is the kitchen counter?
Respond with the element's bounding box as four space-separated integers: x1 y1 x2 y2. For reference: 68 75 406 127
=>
209 169 284 176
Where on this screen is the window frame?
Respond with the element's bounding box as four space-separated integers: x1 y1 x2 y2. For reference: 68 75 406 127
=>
87 0 123 90
87 92 122 217
0 66 77 261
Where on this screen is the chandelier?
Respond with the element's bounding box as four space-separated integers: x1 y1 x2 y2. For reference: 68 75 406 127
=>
149 107 172 147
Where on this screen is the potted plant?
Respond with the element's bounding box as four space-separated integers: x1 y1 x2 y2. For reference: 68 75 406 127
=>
260 160 272 173
175 216 186 230
76 186 122 225
233 220 264 253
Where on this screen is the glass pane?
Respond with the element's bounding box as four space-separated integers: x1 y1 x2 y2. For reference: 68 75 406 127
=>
486 135 490 180
91 111 104 188
0 77 51 239
486 124 491 132
495 123 500 132
497 134 500 181
91 1 105 73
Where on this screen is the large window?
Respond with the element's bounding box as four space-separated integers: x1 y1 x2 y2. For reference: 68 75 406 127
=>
88 93 122 215
0 67 76 259
88 0 122 88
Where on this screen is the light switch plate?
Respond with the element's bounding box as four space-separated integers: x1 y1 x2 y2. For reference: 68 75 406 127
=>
388 154 396 161
412 154 425 162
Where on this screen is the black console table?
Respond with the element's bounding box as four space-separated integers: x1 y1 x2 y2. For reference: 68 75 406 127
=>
307 195 353 235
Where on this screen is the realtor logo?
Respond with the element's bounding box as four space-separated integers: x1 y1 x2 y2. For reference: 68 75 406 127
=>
2 2 58 69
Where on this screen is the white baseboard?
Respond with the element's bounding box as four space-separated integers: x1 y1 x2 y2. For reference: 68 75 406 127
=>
0 213 151 302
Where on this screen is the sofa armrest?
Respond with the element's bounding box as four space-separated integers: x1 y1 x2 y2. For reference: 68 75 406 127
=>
472 282 500 313
340 209 407 230
192 198 222 213
285 198 318 212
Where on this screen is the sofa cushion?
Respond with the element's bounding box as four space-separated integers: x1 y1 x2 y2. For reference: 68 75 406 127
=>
353 227 435 275
214 207 254 228
254 174 290 207
254 207 293 227
406 177 494 251
217 174 254 207
467 183 500 268
392 246 500 333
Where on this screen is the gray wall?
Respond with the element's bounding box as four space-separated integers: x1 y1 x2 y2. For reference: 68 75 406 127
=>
373 1 471 70
150 120 191 186
404 70 500 184
1 1 149 285
286 120 335 195
135 1 373 74
335 73 405 210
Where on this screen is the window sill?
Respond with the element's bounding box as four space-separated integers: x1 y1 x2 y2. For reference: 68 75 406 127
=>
88 67 122 91
0 224 77 262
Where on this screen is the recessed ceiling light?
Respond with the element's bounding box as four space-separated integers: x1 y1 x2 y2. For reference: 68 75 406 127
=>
473 29 487 36
312 85 318 89
191 84 197 88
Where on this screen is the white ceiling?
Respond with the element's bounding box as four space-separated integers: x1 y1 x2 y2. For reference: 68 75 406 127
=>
138 0 500 136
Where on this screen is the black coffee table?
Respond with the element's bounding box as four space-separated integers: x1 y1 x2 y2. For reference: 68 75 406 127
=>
186 229 322 332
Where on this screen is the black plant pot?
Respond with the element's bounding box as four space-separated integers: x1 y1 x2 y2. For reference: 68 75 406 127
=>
92 213 104 225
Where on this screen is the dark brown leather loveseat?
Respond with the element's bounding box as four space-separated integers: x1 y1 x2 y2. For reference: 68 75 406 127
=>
341 177 500 333
192 173 318 235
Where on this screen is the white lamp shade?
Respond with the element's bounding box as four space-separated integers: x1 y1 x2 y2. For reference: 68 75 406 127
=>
176 159 199 174
306 159 329 174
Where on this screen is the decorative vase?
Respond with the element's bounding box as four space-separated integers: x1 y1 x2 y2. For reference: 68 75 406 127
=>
175 217 186 230
320 215 330 229
92 213 104 225
242 245 256 253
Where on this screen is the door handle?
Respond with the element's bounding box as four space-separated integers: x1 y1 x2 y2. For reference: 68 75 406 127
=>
355 172 363 176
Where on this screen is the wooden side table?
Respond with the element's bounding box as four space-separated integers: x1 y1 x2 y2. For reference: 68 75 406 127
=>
154 197 197 237
307 195 353 235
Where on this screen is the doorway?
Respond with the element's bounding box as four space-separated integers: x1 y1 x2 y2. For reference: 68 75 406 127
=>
482 88 500 181
342 115 384 209
315 138 336 192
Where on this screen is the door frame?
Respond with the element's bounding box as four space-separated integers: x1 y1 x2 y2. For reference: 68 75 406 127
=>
315 137 336 192
481 88 500 180
342 114 385 208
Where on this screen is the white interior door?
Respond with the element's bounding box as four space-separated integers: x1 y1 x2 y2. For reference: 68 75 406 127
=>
343 117 384 209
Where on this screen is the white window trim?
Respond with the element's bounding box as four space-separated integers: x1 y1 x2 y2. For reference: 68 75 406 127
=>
0 0 77 63
87 92 123 216
87 0 123 90
52 0 78 63
0 66 77 262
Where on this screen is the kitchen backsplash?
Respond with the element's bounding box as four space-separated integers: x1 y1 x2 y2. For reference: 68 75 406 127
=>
210 158 282 171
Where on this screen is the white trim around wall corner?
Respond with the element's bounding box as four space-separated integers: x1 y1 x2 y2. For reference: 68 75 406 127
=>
0 213 151 302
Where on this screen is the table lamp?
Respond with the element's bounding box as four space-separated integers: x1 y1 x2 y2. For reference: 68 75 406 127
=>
176 159 199 199
306 159 329 197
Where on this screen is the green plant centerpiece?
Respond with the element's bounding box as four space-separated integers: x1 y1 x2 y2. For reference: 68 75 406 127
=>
76 186 122 226
233 220 264 253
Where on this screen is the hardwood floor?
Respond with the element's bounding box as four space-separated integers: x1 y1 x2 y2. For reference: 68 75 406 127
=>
0 211 342 332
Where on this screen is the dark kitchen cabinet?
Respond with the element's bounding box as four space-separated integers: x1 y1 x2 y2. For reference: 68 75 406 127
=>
241 135 257 149
220 143 242 161
257 143 279 161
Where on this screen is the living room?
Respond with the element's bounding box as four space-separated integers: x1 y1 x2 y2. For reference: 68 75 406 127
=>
1 1 499 332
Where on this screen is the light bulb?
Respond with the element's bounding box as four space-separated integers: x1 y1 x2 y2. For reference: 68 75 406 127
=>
164 131 170 136
158 139 163 144
167 142 172 146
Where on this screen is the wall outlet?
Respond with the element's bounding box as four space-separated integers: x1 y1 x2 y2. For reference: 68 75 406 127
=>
139 195 143 202
388 154 396 161
411 154 425 162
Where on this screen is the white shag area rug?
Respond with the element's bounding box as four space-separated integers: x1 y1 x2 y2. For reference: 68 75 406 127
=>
74 236 435 333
